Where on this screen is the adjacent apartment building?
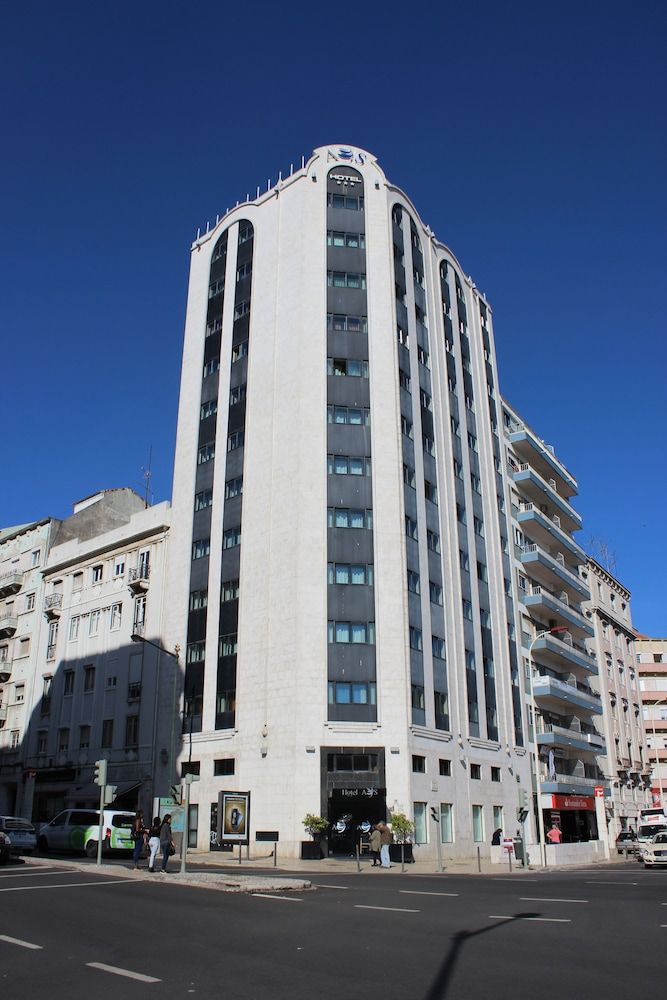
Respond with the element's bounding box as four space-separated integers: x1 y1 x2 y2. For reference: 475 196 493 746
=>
164 143 606 860
585 559 651 836
0 489 173 822
636 635 667 809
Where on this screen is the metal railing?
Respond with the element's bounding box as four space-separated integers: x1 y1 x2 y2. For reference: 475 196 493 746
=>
44 593 63 611
129 566 150 584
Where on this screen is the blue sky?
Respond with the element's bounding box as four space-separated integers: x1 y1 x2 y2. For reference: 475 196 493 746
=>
2 1 665 632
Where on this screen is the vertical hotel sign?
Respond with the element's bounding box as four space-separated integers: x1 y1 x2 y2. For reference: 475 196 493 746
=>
218 790 250 844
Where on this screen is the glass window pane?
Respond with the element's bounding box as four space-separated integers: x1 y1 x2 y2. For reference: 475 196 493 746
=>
334 456 348 474
349 510 363 528
335 565 349 584
335 509 348 528
352 683 367 704
334 407 347 424
348 408 362 425
440 804 453 843
349 458 363 475
351 623 366 643
335 622 350 643
350 565 365 585
336 683 351 704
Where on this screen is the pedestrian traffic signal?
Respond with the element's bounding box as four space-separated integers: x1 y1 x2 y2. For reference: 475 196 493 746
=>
430 806 440 823
103 784 118 805
93 759 108 786
519 787 529 808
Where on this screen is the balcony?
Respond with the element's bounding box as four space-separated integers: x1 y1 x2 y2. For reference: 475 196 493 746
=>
43 593 63 620
0 571 23 597
520 585 594 638
520 543 589 601
533 674 603 715
529 630 598 675
0 658 12 684
537 724 606 756
540 771 607 795
511 463 582 533
0 614 18 639
517 504 585 563
508 426 578 497
128 567 150 593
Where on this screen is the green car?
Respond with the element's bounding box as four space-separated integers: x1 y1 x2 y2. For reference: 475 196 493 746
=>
37 809 135 857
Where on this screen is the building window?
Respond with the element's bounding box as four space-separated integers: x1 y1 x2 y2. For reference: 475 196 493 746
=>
327 455 372 477
84 665 95 692
427 530 440 554
63 670 75 696
411 685 425 710
195 489 213 511
227 429 245 451
89 610 100 636
187 641 205 664
58 728 70 753
327 230 365 248
219 634 238 657
229 384 246 406
113 558 125 578
125 715 139 747
327 270 367 289
233 300 250 320
407 570 420 595
68 616 80 641
225 477 243 499
190 590 208 611
37 731 48 755
434 691 449 729
328 405 370 426
409 627 423 652
412 755 426 773
460 550 469 572
327 313 368 333
493 805 503 831
403 464 416 489
214 758 235 776
106 675 117 690
327 357 369 378
25 592 35 612
101 719 113 748
491 766 501 783
405 517 418 540
424 480 438 505
9 733 20 754
18 637 31 657
432 635 445 660
439 759 451 777
462 599 473 621
236 261 252 281
472 804 484 843
327 681 376 705
134 596 146 628
200 398 218 420
193 538 211 559
31 550 41 567
328 563 373 586
413 802 427 844
328 507 373 530
198 443 215 465
222 528 241 550
327 192 364 211
439 803 453 843
72 571 83 591
110 603 122 631
327 621 375 645
231 340 248 363
399 368 411 392
79 725 90 750
92 564 103 584
429 581 443 606
203 358 220 378
470 763 481 780
14 684 24 703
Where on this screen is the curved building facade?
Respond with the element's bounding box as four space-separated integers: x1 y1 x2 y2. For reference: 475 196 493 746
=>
167 145 558 859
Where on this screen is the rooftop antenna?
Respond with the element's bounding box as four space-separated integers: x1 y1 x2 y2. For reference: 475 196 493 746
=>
140 447 154 509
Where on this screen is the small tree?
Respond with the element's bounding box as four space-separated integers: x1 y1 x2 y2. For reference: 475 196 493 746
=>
390 812 414 843
302 813 329 839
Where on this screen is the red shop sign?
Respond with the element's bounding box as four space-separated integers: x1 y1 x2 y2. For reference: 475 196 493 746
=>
551 794 594 810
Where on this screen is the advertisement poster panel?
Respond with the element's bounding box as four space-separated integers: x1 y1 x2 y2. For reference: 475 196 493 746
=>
217 791 250 844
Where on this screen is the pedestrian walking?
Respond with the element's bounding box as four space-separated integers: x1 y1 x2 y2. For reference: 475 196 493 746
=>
378 821 393 869
147 816 161 872
159 814 174 873
131 810 146 870
369 824 382 866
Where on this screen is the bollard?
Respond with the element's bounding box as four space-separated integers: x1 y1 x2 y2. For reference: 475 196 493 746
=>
356 843 361 872
477 846 481 872
273 845 277 868
401 843 405 873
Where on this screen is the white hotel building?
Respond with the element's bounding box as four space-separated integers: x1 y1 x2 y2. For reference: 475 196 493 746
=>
166 144 599 860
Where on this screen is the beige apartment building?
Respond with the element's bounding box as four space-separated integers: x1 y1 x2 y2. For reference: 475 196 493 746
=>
636 635 667 809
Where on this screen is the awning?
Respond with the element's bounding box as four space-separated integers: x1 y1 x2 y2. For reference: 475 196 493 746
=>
65 780 142 804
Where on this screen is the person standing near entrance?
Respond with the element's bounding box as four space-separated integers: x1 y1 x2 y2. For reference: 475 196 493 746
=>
546 823 562 845
369 824 382 866
378 822 392 868
147 816 161 873
131 810 146 870
159 814 173 873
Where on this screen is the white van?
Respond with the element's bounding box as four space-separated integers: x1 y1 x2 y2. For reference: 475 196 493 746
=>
37 809 135 857
636 808 667 859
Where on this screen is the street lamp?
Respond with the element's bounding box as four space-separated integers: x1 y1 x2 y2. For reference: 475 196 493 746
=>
526 625 568 867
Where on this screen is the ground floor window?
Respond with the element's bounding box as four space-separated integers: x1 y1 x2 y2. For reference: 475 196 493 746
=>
472 804 484 843
413 801 427 843
440 803 453 843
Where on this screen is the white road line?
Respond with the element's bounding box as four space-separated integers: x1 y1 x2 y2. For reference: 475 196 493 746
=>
86 962 161 983
520 897 588 904
0 869 72 879
251 894 303 901
355 905 420 913
0 934 43 949
586 880 638 886
491 877 539 883
488 914 571 924
0 879 135 892
399 890 459 897
313 884 349 890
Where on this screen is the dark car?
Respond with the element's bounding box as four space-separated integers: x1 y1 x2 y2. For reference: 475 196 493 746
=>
616 830 638 855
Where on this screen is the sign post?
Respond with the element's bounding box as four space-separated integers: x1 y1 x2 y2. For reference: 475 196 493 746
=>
503 836 514 872
594 785 610 860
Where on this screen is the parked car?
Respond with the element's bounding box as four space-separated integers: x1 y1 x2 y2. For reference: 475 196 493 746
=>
0 816 37 856
37 809 135 857
640 831 667 868
615 830 639 855
0 830 11 865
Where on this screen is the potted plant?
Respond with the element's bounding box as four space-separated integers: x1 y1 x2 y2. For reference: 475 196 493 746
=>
301 813 328 860
389 812 415 866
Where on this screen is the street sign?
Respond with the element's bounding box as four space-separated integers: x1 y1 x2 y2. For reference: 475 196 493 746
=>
502 837 514 853
594 786 605 798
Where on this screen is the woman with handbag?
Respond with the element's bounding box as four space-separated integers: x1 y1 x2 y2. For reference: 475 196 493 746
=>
159 814 173 873
131 810 146 870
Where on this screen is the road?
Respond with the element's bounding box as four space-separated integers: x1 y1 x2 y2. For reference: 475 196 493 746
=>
0 859 664 998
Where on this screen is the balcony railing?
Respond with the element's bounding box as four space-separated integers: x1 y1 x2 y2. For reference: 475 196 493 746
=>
44 593 63 611
129 567 150 583
46 644 56 661
540 771 604 789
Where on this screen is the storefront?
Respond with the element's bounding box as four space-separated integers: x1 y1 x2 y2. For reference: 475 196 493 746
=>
544 793 598 842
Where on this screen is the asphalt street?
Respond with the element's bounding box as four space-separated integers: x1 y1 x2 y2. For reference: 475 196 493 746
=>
0 860 664 999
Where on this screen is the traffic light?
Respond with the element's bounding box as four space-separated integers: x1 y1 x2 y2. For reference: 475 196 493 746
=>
103 785 118 805
517 787 529 823
430 806 440 823
93 759 108 786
